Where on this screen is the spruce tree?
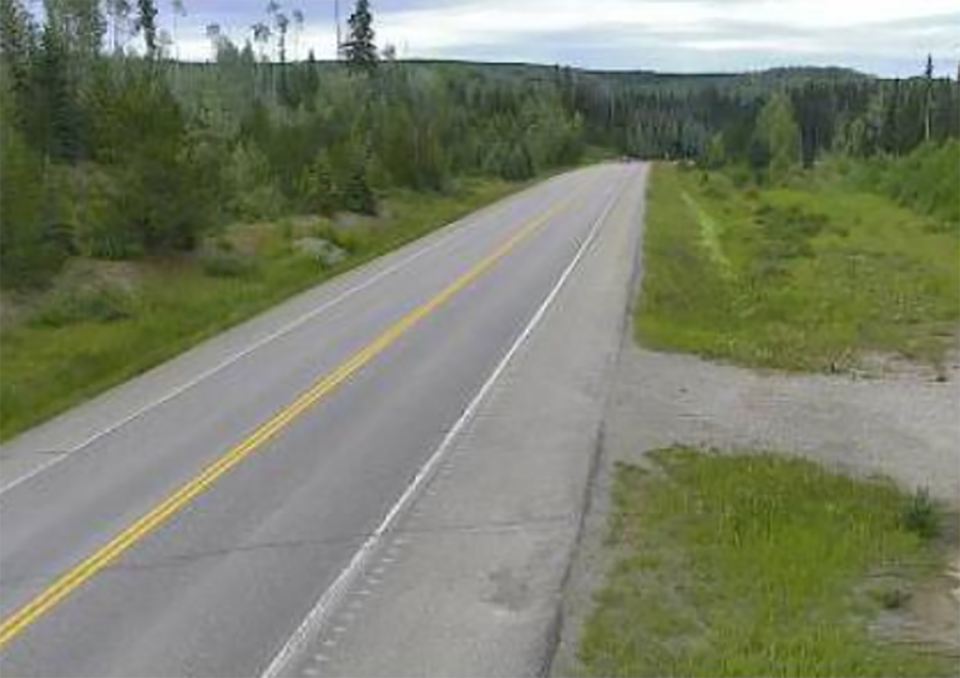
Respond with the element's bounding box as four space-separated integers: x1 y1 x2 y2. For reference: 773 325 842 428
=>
342 161 376 214
755 92 800 182
301 49 320 108
924 54 934 142
343 0 376 74
136 0 158 57
37 22 81 161
0 0 38 135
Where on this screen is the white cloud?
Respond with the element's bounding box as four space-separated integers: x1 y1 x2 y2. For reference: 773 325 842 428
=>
372 0 960 68
370 0 958 51
169 0 960 73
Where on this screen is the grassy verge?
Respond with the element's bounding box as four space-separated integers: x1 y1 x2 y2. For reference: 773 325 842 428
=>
636 163 960 372
577 448 955 677
0 176 531 441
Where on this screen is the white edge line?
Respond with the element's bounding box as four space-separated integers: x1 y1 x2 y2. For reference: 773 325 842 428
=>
0 175 578 496
259 169 629 678
0 239 449 494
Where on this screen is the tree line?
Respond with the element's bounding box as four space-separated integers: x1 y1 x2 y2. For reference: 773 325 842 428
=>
0 0 588 288
559 61 959 175
1 0 957 290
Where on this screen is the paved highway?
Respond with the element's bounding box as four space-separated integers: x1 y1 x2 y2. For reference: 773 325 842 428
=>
0 162 647 676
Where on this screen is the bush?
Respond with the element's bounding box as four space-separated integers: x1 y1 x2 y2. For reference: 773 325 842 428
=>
70 166 144 260
314 224 367 255
86 69 213 253
0 221 75 290
885 141 960 226
753 202 830 261
30 285 137 328
298 150 337 215
200 249 258 278
483 142 534 181
225 143 287 220
0 124 74 289
341 163 377 215
901 487 939 540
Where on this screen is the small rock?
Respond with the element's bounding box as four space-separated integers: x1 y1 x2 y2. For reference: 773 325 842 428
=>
293 237 348 267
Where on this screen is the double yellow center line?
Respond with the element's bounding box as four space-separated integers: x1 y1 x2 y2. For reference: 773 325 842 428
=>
0 195 575 650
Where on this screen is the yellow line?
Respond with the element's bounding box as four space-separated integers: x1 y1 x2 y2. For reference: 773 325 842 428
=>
0 197 574 650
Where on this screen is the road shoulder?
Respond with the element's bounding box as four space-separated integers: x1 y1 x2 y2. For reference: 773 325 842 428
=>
273 165 648 677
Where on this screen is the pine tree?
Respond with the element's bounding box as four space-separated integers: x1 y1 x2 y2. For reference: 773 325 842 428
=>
924 54 934 143
0 0 38 134
756 92 800 182
342 161 376 214
343 0 376 74
136 0 158 57
36 22 81 161
301 49 320 108
301 150 336 214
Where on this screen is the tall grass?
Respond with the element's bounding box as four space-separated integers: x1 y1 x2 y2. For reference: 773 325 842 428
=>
0 178 526 441
636 163 960 371
577 448 954 677
882 142 960 227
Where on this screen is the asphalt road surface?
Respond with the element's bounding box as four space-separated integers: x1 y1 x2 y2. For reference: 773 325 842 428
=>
0 162 648 677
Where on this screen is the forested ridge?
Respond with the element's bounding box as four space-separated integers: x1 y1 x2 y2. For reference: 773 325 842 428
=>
1 0 958 291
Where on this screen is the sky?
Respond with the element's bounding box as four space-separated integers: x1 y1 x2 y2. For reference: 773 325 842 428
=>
160 0 960 76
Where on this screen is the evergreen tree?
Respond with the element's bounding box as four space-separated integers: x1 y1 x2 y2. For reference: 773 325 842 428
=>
343 0 376 74
300 149 336 214
924 54 934 142
300 49 320 108
703 132 726 169
0 50 76 284
136 0 158 57
36 21 82 160
0 0 38 134
756 92 800 181
342 160 376 214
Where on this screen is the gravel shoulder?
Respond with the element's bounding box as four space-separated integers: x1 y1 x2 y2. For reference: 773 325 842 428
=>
553 278 960 675
553 339 960 675
607 344 960 503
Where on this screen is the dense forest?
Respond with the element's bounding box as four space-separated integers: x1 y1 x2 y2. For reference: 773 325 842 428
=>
1 0 958 291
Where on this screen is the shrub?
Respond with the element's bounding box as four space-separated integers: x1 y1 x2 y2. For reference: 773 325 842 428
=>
0 124 74 289
341 163 377 215
31 285 137 328
86 69 214 253
226 144 287 220
901 487 939 540
71 166 144 260
854 141 960 228
200 249 257 278
753 202 830 262
298 150 337 215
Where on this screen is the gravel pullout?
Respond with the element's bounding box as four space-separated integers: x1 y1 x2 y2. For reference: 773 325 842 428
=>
552 340 960 675
609 345 960 503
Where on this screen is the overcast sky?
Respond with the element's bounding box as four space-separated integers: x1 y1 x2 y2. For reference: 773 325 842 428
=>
161 0 959 76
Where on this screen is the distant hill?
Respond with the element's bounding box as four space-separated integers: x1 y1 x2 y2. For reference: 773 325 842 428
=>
388 61 875 102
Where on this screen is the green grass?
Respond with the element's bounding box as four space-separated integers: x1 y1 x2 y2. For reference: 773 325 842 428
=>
0 177 529 441
577 448 956 677
636 163 960 372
